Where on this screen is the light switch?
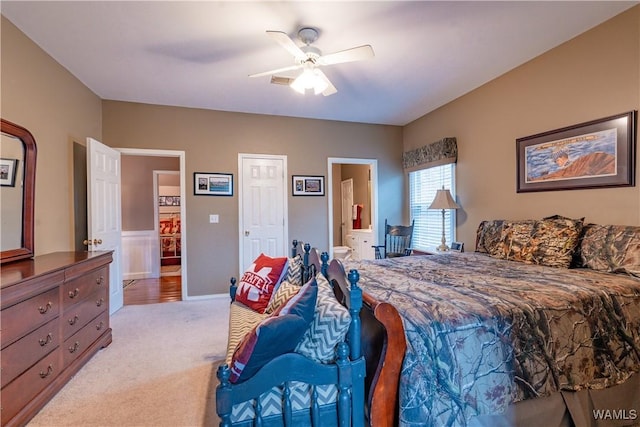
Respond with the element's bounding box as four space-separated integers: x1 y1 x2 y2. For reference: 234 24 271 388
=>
209 214 219 223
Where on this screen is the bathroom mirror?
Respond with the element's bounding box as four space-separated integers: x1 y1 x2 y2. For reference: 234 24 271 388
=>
1 118 37 264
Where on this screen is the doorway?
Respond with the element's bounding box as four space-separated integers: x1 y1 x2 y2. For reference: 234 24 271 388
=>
327 157 378 258
118 148 187 302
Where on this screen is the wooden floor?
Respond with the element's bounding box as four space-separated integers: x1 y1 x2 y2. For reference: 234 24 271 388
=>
123 275 182 305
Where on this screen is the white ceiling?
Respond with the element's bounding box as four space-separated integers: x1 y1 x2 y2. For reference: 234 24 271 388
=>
2 1 637 126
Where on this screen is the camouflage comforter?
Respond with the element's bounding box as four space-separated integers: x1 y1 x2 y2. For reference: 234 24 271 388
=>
344 252 640 426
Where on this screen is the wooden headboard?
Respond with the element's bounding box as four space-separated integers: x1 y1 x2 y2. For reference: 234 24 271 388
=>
307 248 406 427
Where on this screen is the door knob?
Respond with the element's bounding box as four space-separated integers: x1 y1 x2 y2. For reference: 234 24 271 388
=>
244 230 250 236
93 238 103 245
83 239 92 246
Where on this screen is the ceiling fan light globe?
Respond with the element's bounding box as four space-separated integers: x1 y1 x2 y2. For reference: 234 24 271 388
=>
290 68 324 95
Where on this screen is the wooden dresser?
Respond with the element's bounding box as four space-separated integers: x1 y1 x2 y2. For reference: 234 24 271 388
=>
0 251 113 426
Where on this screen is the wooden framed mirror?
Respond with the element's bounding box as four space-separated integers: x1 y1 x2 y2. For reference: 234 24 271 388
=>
1 118 37 264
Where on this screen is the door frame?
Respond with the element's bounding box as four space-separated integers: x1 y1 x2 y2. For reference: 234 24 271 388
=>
327 157 378 258
117 148 188 301
238 153 288 274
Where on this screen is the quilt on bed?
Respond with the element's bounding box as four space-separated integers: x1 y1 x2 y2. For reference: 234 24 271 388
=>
344 253 640 426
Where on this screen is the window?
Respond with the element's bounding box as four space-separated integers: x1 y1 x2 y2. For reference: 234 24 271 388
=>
409 164 456 251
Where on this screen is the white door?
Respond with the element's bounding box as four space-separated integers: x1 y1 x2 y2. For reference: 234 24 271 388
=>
341 178 354 246
87 138 123 314
239 154 287 272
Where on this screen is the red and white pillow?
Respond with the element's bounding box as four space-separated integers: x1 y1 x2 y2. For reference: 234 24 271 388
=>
235 253 288 313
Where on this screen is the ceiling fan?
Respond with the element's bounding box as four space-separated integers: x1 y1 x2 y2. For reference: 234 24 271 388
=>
249 27 374 96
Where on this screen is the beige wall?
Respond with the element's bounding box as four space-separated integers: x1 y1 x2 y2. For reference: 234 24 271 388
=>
103 101 403 296
121 155 179 231
1 16 102 256
404 6 640 250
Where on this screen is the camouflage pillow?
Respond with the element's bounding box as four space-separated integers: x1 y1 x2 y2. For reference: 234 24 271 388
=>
580 224 640 276
492 217 583 268
475 220 507 253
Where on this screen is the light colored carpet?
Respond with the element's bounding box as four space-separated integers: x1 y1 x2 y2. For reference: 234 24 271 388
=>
27 298 229 427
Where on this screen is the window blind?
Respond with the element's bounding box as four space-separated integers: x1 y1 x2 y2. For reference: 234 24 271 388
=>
409 164 455 251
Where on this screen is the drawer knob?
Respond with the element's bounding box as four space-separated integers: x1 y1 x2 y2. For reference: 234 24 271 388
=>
68 288 80 299
39 365 54 379
69 341 80 354
96 321 104 331
38 302 52 314
38 333 53 347
97 276 104 285
96 298 104 307
68 315 79 326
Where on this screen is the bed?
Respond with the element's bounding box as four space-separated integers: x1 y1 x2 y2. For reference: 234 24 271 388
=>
339 218 640 426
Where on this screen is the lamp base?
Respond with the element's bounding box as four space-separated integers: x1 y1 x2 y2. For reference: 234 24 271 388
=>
437 243 450 252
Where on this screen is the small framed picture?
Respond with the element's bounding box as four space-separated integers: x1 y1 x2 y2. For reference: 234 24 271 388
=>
0 158 18 187
159 196 180 206
194 172 233 196
450 242 464 252
292 175 325 196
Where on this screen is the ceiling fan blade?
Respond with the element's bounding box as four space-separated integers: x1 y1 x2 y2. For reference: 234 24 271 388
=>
316 69 338 96
266 31 306 60
318 45 374 66
249 64 301 78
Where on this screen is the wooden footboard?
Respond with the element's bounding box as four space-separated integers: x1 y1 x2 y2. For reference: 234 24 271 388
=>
325 259 406 427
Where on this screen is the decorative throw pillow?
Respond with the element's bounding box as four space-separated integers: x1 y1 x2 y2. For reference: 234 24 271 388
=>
492 217 583 268
229 278 318 383
235 253 289 313
225 302 267 365
475 220 507 254
295 273 350 364
286 255 304 286
315 271 335 299
580 224 640 276
264 280 300 314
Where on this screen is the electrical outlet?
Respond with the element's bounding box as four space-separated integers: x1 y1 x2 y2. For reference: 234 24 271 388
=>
209 214 219 223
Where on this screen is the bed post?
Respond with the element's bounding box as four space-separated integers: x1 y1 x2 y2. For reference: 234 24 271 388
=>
302 243 312 282
347 269 365 426
347 269 362 360
229 277 237 301
320 251 329 277
216 365 232 427
291 239 300 257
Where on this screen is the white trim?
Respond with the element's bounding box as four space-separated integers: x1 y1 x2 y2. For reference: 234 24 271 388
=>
237 153 289 274
327 157 378 258
121 230 157 280
183 292 230 301
116 148 188 301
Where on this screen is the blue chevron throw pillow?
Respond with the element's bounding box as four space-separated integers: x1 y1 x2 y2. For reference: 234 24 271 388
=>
295 274 351 363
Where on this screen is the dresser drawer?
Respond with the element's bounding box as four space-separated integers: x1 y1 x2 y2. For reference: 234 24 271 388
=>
62 266 107 310
1 287 59 348
62 287 108 340
1 318 60 388
1 350 60 426
62 310 109 369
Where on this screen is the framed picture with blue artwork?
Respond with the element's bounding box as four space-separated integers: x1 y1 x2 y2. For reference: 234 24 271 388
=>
516 111 636 193
194 172 233 196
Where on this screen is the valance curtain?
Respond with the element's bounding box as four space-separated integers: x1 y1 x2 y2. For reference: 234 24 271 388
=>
403 137 457 171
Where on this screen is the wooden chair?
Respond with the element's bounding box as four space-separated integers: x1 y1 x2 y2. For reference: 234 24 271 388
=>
373 219 415 259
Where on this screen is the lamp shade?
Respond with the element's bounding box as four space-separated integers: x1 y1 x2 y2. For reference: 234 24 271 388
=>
428 188 460 210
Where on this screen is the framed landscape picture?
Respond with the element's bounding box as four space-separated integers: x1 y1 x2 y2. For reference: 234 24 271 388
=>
292 175 325 196
516 111 636 192
194 172 233 196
